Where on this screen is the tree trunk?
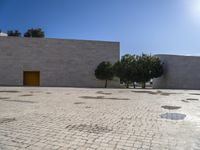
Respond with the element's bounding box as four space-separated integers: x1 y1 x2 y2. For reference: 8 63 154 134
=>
133 82 136 89
126 83 129 88
105 80 108 88
142 82 146 89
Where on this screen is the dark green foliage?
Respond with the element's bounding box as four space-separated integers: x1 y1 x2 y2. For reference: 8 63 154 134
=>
150 56 163 78
113 54 163 88
24 28 45 38
113 54 137 88
95 61 114 88
135 54 163 88
7 30 21 37
135 54 151 88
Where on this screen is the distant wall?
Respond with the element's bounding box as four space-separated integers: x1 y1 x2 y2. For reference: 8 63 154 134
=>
0 32 8 37
0 37 120 88
153 54 200 90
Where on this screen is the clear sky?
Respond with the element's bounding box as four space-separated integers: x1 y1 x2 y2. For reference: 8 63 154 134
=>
1 0 200 56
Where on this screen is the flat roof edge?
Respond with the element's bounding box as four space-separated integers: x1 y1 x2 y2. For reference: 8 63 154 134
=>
0 36 120 44
155 54 200 58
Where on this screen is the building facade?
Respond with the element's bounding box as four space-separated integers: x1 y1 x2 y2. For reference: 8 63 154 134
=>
0 37 120 87
153 54 200 90
0 32 8 37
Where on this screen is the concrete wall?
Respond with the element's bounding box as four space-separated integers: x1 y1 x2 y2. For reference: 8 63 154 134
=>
0 37 120 87
153 54 200 90
0 32 8 37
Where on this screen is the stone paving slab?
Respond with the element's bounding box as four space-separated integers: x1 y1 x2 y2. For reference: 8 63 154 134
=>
0 87 200 150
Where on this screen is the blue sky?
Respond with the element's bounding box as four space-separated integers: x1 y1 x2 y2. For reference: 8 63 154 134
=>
1 0 200 56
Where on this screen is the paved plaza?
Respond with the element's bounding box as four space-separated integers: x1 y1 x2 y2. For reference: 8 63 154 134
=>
0 87 200 150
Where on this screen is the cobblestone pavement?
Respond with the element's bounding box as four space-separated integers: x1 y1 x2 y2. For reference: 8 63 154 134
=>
0 87 200 150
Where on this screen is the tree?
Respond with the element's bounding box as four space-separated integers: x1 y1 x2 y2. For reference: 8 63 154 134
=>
136 54 163 88
135 54 151 88
113 54 137 88
130 55 138 88
7 30 21 37
150 56 163 79
24 28 45 37
95 61 114 88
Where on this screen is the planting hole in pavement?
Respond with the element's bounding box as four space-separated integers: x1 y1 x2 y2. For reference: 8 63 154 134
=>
85 106 91 109
0 91 20 93
74 102 85 105
160 93 170 96
65 124 112 134
0 99 36 103
189 93 200 95
132 91 158 95
161 105 181 110
96 91 112 95
160 113 186 120
106 97 130 100
80 96 104 99
0 118 16 124
132 90 181 96
0 97 10 99
182 100 189 103
80 96 130 100
186 98 199 101
20 94 33 97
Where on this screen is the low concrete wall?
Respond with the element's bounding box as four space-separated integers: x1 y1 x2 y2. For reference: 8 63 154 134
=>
153 54 200 90
0 37 120 88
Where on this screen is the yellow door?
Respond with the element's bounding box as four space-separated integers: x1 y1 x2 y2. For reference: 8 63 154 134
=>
23 71 40 86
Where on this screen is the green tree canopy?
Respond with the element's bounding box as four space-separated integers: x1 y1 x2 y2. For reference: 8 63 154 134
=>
136 54 163 88
24 28 45 38
113 54 163 88
95 61 114 88
150 56 163 78
113 54 137 88
7 30 21 37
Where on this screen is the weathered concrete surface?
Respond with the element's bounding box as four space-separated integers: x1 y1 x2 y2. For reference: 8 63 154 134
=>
0 87 200 150
153 54 200 89
0 37 120 87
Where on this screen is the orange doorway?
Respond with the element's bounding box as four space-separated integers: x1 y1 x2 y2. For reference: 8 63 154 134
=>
23 71 40 86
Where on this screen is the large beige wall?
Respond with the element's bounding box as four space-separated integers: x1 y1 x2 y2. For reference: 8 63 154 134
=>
153 54 200 90
0 37 120 87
